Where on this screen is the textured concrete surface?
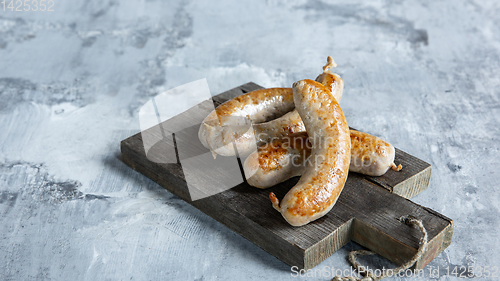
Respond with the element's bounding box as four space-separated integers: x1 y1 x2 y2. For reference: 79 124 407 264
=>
1 0 499 280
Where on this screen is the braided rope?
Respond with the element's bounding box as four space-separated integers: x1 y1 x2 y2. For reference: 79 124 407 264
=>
332 217 428 281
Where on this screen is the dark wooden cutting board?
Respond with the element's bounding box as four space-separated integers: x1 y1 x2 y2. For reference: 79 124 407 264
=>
121 82 453 270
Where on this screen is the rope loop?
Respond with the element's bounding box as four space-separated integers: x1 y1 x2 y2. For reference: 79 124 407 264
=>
332 217 428 281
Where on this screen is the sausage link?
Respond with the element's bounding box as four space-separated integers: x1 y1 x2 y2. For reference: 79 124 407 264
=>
269 79 351 226
244 130 402 188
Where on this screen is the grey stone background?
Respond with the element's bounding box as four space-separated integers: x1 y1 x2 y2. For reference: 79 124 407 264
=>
1 0 499 280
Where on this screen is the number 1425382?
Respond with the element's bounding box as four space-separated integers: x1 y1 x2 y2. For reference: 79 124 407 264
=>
2 0 54 12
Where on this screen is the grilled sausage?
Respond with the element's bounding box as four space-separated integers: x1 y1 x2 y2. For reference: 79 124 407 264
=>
269 79 351 226
244 130 402 188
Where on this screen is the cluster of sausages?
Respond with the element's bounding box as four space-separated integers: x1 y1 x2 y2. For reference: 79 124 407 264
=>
198 57 401 226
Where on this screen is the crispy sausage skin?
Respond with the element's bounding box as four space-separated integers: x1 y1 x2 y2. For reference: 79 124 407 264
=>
269 79 351 226
350 130 402 175
244 130 402 188
243 132 311 188
198 57 341 157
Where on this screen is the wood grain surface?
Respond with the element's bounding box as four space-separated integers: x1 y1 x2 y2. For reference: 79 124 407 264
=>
121 82 453 270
